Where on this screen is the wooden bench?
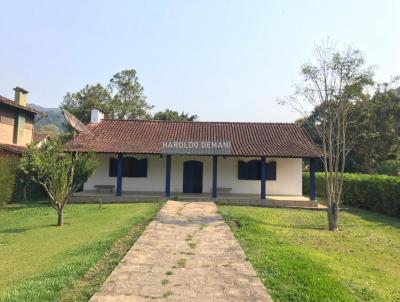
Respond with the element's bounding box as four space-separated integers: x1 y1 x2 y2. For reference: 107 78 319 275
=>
217 187 232 194
94 185 115 193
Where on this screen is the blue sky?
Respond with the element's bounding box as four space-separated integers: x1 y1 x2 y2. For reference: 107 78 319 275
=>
1 0 399 122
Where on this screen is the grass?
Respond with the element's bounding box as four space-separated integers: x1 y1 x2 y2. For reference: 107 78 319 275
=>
162 290 173 298
0 202 162 302
161 279 169 285
218 205 400 302
174 258 186 269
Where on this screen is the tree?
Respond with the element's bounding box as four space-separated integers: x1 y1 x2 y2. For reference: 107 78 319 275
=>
20 140 98 226
60 84 112 124
280 41 373 231
351 83 400 173
108 69 153 119
153 109 198 121
60 69 152 123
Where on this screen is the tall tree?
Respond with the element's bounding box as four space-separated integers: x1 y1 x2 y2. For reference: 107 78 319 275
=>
60 69 152 123
20 140 98 226
300 82 400 174
352 83 400 173
153 109 198 121
280 41 373 231
108 69 153 119
60 84 111 123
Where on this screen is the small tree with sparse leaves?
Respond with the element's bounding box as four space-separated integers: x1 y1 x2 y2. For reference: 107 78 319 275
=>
20 140 98 226
279 41 373 231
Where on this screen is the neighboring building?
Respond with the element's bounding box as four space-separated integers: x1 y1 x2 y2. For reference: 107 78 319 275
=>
66 108 322 204
33 134 50 147
0 87 42 157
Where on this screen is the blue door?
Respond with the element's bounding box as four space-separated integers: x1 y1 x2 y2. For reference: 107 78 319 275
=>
183 160 203 193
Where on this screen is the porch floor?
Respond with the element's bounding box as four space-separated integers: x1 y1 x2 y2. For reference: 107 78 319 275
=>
71 191 325 208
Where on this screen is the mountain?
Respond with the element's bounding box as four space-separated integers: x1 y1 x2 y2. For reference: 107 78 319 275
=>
28 103 67 131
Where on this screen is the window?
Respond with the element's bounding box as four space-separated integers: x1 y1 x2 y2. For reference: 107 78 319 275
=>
109 157 148 177
238 160 276 180
109 158 118 177
266 162 276 180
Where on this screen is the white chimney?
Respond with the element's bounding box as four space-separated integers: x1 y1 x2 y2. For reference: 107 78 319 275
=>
90 107 104 124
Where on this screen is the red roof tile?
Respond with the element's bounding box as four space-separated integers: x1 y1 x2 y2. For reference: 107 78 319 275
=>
64 119 322 157
33 134 49 143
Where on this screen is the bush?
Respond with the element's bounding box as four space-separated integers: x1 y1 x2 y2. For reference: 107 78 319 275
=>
375 159 400 176
303 173 400 217
13 174 48 202
0 156 20 205
0 156 47 205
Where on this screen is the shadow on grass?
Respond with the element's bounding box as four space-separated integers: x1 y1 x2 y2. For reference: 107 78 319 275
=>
228 215 328 231
229 212 400 232
0 224 57 234
1 202 50 212
344 207 400 229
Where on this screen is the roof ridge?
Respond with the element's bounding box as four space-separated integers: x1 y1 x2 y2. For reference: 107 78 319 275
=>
100 118 300 125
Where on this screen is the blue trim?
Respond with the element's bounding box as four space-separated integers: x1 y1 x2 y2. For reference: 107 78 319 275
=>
116 153 123 196
165 155 171 198
261 156 266 199
212 155 218 200
309 157 316 201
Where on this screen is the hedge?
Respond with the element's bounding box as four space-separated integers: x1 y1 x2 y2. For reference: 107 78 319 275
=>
303 172 400 217
0 156 47 205
0 156 20 205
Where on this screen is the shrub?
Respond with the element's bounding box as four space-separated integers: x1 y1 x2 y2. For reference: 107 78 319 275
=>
0 156 47 205
303 173 400 217
0 156 20 205
375 159 400 176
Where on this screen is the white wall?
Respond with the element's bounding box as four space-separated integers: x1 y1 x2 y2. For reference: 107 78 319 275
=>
217 157 302 195
84 154 303 196
84 154 165 192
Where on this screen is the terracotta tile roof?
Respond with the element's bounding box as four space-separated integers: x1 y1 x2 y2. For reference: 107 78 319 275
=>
33 134 49 143
65 119 322 157
0 143 26 154
0 95 42 115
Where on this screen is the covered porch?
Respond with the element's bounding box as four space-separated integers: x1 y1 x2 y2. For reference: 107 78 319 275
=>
113 154 317 202
71 153 318 207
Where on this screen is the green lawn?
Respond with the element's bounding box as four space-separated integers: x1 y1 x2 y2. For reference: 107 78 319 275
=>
0 202 162 302
218 206 400 302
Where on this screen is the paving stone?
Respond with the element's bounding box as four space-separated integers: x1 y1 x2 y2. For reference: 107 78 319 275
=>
90 200 273 302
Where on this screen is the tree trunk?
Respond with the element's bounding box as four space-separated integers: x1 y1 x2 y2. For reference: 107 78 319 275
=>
22 185 27 202
57 209 63 226
327 202 339 231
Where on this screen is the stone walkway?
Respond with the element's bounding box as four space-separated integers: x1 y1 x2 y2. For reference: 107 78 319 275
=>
90 201 272 302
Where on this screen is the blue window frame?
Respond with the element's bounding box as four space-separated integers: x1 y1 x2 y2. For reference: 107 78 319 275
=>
238 160 276 180
109 157 148 177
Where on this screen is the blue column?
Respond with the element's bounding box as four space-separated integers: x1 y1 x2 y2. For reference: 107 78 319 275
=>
309 157 316 201
212 155 218 200
165 155 171 198
116 153 123 196
261 156 266 199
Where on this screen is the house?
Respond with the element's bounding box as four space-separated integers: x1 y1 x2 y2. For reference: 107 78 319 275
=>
66 108 322 206
33 134 50 147
0 87 42 157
